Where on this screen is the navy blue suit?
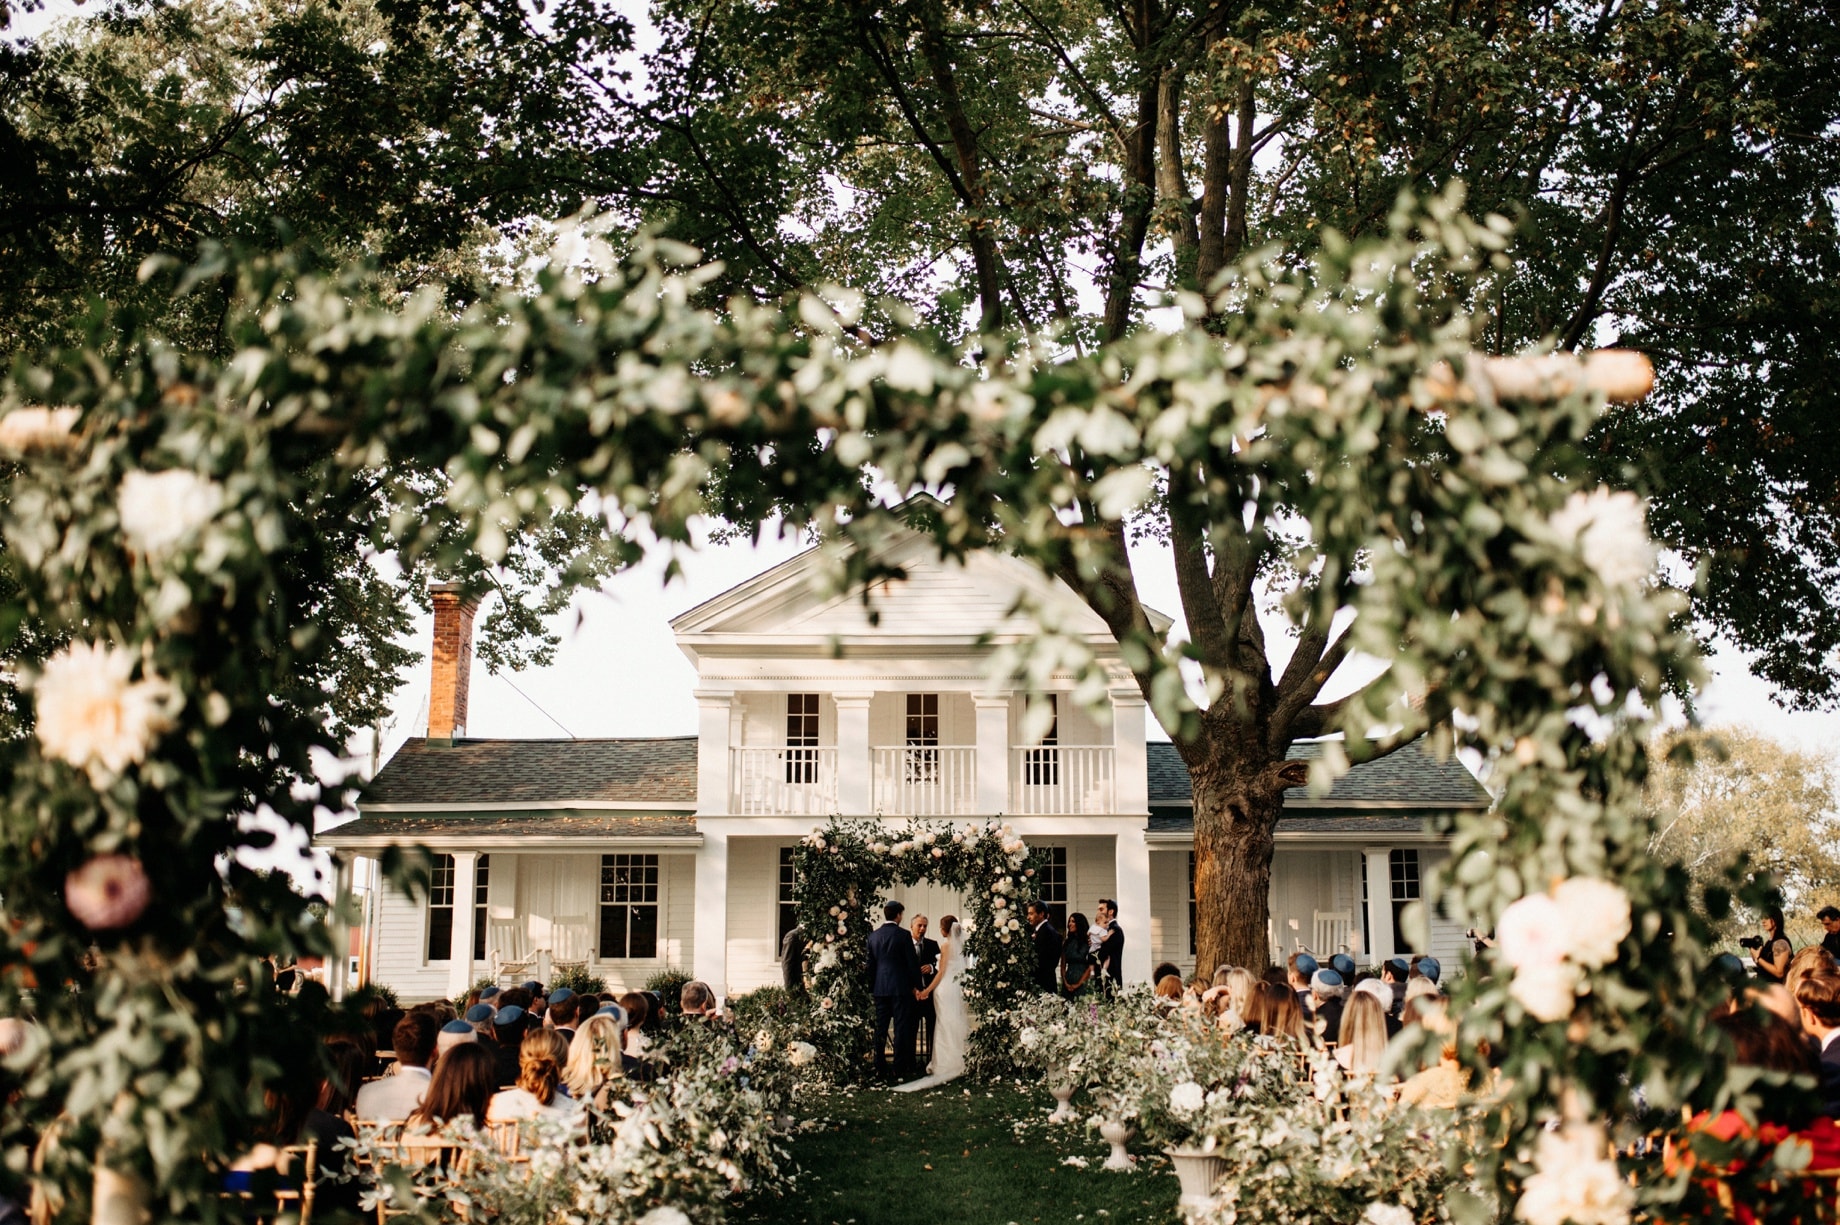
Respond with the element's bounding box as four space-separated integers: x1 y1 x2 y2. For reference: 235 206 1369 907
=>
866 921 921 1078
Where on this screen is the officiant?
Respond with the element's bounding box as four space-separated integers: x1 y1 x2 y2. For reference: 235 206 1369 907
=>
912 915 940 1059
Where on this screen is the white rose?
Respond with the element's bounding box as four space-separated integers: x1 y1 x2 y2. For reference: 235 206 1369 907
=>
118 469 224 557
0 406 80 454
1020 1028 1040 1049
1168 1081 1205 1117
34 642 176 786
754 1029 773 1053
1515 1125 1632 1225
994 897 1007 910
638 1207 694 1225
1548 487 1655 589
1510 959 1582 1023
1550 877 1631 969
1362 1206 1414 1225
788 1041 818 1067
1496 892 1569 971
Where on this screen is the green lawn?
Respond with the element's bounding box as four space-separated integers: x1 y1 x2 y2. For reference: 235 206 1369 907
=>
737 1083 1182 1225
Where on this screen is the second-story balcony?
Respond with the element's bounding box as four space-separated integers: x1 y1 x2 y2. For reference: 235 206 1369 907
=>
723 742 1120 816
1008 745 1115 815
730 747 838 815
872 745 978 816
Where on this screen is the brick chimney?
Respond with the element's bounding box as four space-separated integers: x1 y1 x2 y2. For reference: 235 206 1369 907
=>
427 583 479 744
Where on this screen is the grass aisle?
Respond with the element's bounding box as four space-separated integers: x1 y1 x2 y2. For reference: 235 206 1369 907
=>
737 1083 1182 1225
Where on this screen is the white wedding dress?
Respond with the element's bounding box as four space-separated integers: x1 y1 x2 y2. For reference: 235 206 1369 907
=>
894 934 968 1091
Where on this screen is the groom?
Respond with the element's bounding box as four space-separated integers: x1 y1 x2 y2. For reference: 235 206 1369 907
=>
866 899 922 1081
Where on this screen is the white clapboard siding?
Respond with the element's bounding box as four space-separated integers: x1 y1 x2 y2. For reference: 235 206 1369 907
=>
725 838 793 996
373 877 459 1002
1419 849 1472 973
1149 849 1191 979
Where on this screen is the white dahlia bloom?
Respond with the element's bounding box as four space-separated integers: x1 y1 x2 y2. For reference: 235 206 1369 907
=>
1496 892 1569 971
1510 959 1583 1023
1168 1081 1206 1117
1550 877 1631 969
1515 1125 1632 1225
638 1207 694 1225
0 407 80 453
34 642 175 785
788 1041 818 1067
118 469 224 558
1362 1206 1414 1225
1549 488 1655 588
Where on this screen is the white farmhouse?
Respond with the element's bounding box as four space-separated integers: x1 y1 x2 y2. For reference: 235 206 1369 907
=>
319 527 1488 1003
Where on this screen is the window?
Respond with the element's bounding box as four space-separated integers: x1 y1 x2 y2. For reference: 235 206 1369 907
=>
1188 851 1197 956
1036 846 1068 930
777 846 799 953
471 854 491 963
1023 695 1059 786
905 693 939 782
426 854 455 962
1359 854 1370 957
600 854 660 959
1390 849 1422 954
786 694 820 784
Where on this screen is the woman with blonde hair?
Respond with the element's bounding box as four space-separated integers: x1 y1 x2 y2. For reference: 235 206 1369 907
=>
1216 967 1258 1033
486 1029 581 1123
1335 992 1391 1080
565 1012 626 1105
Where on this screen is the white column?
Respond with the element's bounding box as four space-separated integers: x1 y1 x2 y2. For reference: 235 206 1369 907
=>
693 831 730 1002
834 692 873 815
1109 687 1149 815
447 851 479 999
1363 848 1395 963
694 689 735 816
1114 827 1152 984
973 694 1010 815
329 853 354 1003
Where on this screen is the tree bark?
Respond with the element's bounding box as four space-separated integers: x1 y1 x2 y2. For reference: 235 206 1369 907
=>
1188 750 1308 973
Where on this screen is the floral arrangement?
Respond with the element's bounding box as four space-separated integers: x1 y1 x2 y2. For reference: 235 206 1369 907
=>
791 816 1048 1079
1122 1015 1289 1152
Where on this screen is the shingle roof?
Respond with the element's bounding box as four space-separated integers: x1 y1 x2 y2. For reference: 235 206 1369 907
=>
1146 739 1489 809
322 812 698 842
361 737 698 807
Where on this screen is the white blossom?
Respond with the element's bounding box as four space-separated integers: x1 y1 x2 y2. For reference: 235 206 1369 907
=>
753 1029 773 1053
1515 1125 1631 1225
118 469 224 557
787 1041 818 1067
1549 488 1655 588
1550 877 1631 968
638 1208 694 1225
1362 1205 1415 1225
1510 960 1582 1023
0 407 80 453
1496 892 1569 971
34 642 175 785
1020 1028 1041 1049
1168 1081 1206 1117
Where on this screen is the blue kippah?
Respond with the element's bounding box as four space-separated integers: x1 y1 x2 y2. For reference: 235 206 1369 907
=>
1329 953 1356 977
1387 957 1410 976
1313 968 1344 988
521 980 543 993
548 987 575 1005
479 986 501 1000
493 1005 526 1025
441 1019 473 1034
464 1003 494 1023
1418 956 1441 983
1293 953 1318 975
595 1002 628 1026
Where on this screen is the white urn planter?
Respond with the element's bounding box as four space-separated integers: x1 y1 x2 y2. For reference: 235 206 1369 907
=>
1165 1146 1228 1209
1099 1118 1135 1171
1047 1082 1077 1123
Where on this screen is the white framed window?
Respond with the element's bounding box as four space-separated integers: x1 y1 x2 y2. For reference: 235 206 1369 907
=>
905 693 940 781
1390 849 1422 954
471 854 491 963
426 854 455 963
777 846 799 953
1037 845 1068 930
786 694 820 783
1023 694 1059 786
599 854 661 960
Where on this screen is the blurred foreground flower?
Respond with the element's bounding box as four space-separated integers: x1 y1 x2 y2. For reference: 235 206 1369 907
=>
1549 488 1655 588
0 407 80 454
65 855 151 930
118 469 224 557
34 642 176 785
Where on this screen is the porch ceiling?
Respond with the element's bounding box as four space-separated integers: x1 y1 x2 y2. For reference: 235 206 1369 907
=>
319 811 698 848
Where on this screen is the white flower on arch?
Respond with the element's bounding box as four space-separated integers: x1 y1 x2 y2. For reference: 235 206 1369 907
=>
34 642 176 786
118 469 224 558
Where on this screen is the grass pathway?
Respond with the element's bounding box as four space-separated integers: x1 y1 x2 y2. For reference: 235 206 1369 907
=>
736 1083 1181 1225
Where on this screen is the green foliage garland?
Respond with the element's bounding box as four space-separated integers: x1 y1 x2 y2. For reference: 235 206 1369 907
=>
791 818 1048 1080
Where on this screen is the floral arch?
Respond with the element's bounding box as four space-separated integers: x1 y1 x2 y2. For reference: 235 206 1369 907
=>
790 817 1049 1078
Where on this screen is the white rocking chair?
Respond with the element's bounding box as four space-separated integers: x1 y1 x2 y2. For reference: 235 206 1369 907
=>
1312 910 1354 960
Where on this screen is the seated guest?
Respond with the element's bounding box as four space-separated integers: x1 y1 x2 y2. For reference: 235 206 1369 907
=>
1154 975 1185 1006
1246 980 1309 1046
617 993 652 1074
1212 967 1258 1032
498 987 534 1012
1381 958 1410 1018
1211 964 1236 989
434 1019 477 1064
1353 977 1401 1039
547 989 580 1044
1336 991 1392 1081
487 1030 582 1124
1397 1024 1476 1110
1311 969 1349 1046
1329 954 1357 982
1795 971 1840 1115
464 1002 497 1041
490 1005 529 1088
1821 906 1840 961
354 1013 437 1122
233 1050 358 1217
1404 974 1442 1008
318 1039 366 1119
408 1043 496 1132
1152 962 1182 988
680 980 720 1020
1412 956 1441 986
1287 954 1319 1022
1787 946 1838 1003
565 1011 628 1132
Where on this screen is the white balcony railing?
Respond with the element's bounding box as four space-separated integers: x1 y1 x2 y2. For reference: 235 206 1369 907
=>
1008 745 1115 814
872 745 977 816
730 746 839 815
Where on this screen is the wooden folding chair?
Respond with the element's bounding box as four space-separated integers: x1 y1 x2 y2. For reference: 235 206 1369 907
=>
220 1142 316 1225
368 1137 470 1225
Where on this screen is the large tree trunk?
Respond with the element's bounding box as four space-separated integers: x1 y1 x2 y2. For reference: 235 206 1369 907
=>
1188 749 1306 974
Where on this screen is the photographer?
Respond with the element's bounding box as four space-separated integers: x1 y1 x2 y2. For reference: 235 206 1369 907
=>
1743 907 1794 984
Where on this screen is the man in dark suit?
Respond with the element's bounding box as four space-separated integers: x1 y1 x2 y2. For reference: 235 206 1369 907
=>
912 914 940 1060
866 900 922 1081
1796 971 1840 1115
1094 898 1125 992
1820 907 1840 961
1025 901 1061 994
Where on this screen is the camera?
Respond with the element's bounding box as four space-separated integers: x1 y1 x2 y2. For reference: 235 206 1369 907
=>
1738 936 1763 951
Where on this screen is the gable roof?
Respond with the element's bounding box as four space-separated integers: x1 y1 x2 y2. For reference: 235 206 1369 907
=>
358 736 698 809
1146 739 1490 811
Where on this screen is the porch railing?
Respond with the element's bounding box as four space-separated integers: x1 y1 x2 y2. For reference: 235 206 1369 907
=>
872 745 977 816
730 746 839 815
1008 745 1115 814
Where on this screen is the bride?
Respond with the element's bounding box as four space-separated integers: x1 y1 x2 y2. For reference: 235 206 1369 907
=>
895 914 968 1091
